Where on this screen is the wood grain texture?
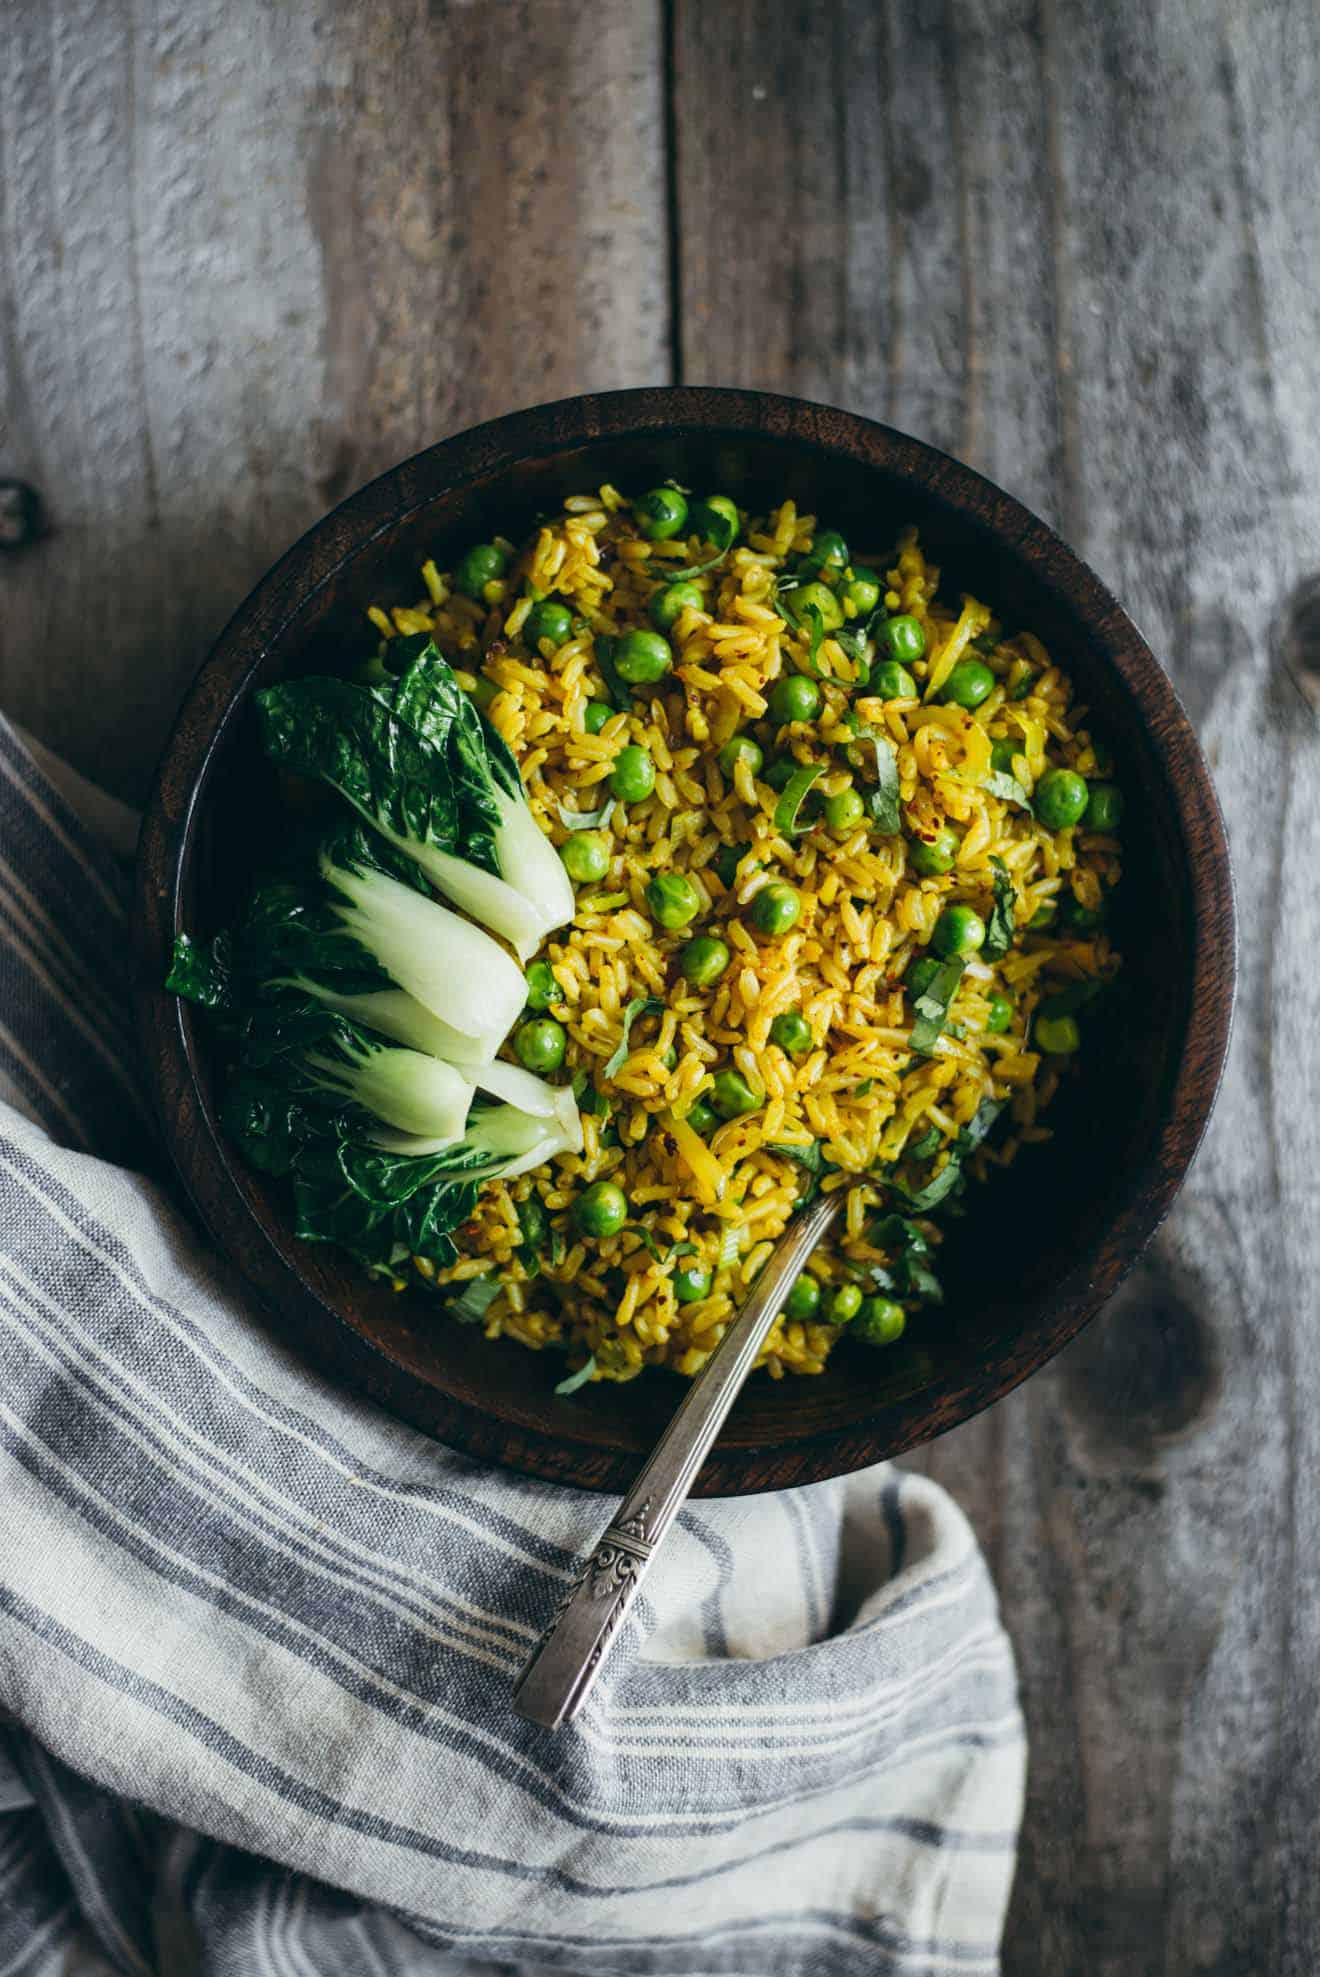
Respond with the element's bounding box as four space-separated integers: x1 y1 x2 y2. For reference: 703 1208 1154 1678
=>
4 0 1319 1963
675 2 1320 1971
0 0 667 801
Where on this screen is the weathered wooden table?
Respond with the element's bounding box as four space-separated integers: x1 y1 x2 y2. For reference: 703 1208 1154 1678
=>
4 3 1316 1968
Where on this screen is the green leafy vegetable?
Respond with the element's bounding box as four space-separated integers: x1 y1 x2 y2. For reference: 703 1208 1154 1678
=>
773 763 826 835
256 639 574 962
868 1212 944 1303
448 1275 501 1325
908 1125 942 1161
983 769 1031 810
769 589 826 676
555 1354 597 1397
166 932 232 1010
604 997 666 1079
909 959 965 1056
768 1139 825 1176
888 1099 1005 1212
983 858 1017 962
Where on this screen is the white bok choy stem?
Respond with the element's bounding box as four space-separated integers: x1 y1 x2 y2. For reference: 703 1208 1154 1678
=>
305 1043 474 1144
320 851 524 1054
371 1085 583 1174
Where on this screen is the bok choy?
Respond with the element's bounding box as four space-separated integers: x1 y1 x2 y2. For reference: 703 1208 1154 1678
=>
256 636 574 963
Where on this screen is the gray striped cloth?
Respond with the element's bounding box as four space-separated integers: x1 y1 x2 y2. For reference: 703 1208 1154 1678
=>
0 715 1025 1976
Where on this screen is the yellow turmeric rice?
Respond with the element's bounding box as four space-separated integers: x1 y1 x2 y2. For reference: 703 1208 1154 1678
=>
368 484 1122 1386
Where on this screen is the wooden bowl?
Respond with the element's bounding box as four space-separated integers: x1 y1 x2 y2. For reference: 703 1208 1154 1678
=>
133 388 1235 1496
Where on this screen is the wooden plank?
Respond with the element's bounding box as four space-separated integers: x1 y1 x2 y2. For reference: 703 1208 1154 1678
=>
673 2 1320 1971
0 0 668 801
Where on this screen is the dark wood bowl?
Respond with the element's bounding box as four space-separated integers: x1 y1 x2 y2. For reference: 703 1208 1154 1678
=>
133 387 1235 1496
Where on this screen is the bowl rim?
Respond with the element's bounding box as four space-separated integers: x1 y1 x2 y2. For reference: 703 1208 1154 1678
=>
133 385 1236 1495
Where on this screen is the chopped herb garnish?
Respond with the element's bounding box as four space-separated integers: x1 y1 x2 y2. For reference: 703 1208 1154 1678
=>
555 1353 597 1396
768 1138 827 1201
593 633 632 711
627 1224 669 1262
1009 670 1037 700
983 858 1017 961
549 1227 566 1267
669 1240 699 1262
908 1125 942 1161
909 958 965 1056
774 762 826 835
866 1212 944 1303
842 715 901 834
666 508 737 580
854 1078 874 1096
448 1275 501 1325
983 769 1031 809
888 1098 1005 1212
770 590 826 676
604 996 666 1079
556 794 616 831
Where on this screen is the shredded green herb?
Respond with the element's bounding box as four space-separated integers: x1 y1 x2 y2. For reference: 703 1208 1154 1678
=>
555 1353 597 1397
890 1098 1005 1212
1009 670 1037 701
556 794 616 831
983 858 1017 961
773 763 826 835
909 958 965 1056
604 996 666 1079
908 1125 942 1162
666 509 737 580
448 1275 501 1325
842 715 901 833
983 769 1031 810
593 633 632 711
627 1224 669 1262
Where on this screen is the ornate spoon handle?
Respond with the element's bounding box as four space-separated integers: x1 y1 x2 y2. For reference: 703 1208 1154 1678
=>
512 1191 843 1728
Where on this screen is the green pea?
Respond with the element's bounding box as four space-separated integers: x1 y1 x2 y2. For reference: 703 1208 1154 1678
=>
769 673 823 725
906 955 941 998
680 933 731 987
855 1296 907 1346
690 494 740 545
990 739 1021 776
454 542 508 599
651 580 704 632
792 581 844 631
516 1195 548 1250
574 1180 629 1238
615 628 673 686
524 598 573 649
1058 894 1105 934
1034 768 1090 830
610 744 656 803
719 733 764 778
880 615 926 663
645 872 701 930
713 842 747 888
634 486 689 540
749 882 801 938
909 828 959 877
842 566 882 615
940 659 996 710
685 1098 718 1135
583 699 614 735
803 529 849 572
931 903 986 959
1035 1010 1081 1055
764 756 798 791
711 1067 763 1119
514 1017 567 1074
829 1282 864 1324
560 832 611 884
524 960 558 1011
872 659 917 699
1084 782 1124 832
769 1010 813 1057
985 993 1014 1033
785 1273 822 1321
674 1262 713 1303
824 787 866 832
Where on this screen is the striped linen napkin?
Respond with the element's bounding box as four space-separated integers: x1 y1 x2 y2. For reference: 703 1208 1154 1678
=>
0 714 1024 1976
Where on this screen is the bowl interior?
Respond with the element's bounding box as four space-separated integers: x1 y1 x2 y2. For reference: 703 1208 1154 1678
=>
144 403 1229 1493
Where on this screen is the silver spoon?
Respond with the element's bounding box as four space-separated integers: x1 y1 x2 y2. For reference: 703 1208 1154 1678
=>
512 1190 843 1728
